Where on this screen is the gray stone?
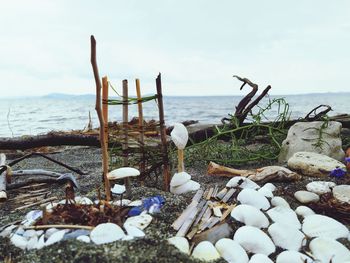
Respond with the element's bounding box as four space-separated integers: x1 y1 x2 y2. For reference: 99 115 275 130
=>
279 121 344 162
294 190 319 203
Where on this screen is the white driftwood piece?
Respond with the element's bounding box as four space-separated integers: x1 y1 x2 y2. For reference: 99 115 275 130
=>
0 154 7 201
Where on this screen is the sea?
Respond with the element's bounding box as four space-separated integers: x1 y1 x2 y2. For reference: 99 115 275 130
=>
0 93 349 138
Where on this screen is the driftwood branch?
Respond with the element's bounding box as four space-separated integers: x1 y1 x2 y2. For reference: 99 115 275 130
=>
0 153 7 201
305 104 332 121
90 35 111 201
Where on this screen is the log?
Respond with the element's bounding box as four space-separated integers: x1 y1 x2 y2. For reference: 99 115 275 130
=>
0 153 7 201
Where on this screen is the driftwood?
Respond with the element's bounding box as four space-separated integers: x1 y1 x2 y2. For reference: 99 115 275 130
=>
0 154 7 201
25 224 94 231
192 223 232 246
305 104 332 121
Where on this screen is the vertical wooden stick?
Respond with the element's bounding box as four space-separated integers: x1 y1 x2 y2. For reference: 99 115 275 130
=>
156 73 170 191
90 35 111 201
135 79 145 186
0 153 7 201
122 79 131 197
177 149 184 172
102 76 109 148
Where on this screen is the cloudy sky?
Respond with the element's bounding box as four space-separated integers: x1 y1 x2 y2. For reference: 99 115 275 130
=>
1 0 349 97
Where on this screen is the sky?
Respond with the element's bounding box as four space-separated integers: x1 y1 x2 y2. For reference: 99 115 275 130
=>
0 0 350 97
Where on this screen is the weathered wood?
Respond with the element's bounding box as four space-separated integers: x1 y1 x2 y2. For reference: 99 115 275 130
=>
216 187 228 200
220 204 236 221
177 149 184 173
122 79 131 197
25 224 94 231
11 169 63 178
193 223 233 246
90 35 111 201
0 153 7 201
221 188 236 203
13 196 58 211
102 76 109 147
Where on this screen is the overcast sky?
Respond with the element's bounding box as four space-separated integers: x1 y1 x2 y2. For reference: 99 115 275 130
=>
0 0 349 97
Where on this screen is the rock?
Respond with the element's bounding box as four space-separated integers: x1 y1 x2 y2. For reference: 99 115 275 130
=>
45 230 66 246
270 196 290 208
76 235 90 243
63 229 91 240
267 206 301 229
45 228 59 239
276 251 313 263
237 189 270 211
124 214 152 230
10 234 28 250
295 206 315 218
90 223 125 244
170 172 191 187
279 121 344 162
0 225 17 237
226 176 260 189
231 204 270 229
74 196 93 205
128 200 142 207
234 226 275 256
294 190 319 203
124 225 145 237
26 236 38 250
257 186 274 198
287 152 346 177
302 214 349 239
111 184 126 195
268 223 306 251
333 185 350 204
215 238 249 263
262 183 276 192
249 254 273 263
306 181 335 194
35 235 45 250
107 167 140 180
168 237 190 254
170 180 200 195
112 199 131 206
192 241 221 261
309 237 350 263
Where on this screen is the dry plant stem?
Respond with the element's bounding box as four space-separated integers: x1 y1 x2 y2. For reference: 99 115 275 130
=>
0 153 7 201
13 196 57 211
25 224 94 231
102 76 109 147
207 161 249 177
122 80 131 197
156 73 171 191
135 79 146 186
177 149 184 173
90 35 111 201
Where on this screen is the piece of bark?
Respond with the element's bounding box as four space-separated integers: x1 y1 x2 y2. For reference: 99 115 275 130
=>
221 188 236 203
216 187 228 200
0 153 7 201
206 187 213 200
220 204 236 221
193 223 233 246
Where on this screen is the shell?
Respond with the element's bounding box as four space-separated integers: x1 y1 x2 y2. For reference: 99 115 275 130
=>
168 236 189 254
237 189 270 211
108 167 140 180
295 206 315 218
249 254 274 263
124 214 152 230
306 181 335 195
76 235 90 243
170 123 189 150
268 223 306 251
226 176 260 189
267 206 301 229
294 190 319 204
302 214 349 239
170 172 191 187
10 234 28 250
192 241 221 261
170 180 200 195
215 238 248 263
45 230 66 246
234 226 275 256
111 184 126 195
231 204 269 229
333 185 350 204
276 251 313 263
309 237 350 263
124 225 145 237
90 223 125 244
270 196 290 208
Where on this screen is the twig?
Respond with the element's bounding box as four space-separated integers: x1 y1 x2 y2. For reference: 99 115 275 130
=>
304 104 332 121
13 196 57 211
24 224 94 231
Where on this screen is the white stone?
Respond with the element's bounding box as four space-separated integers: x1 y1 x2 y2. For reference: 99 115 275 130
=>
124 225 145 237
10 234 28 250
276 251 313 263
268 223 306 251
112 199 131 206
302 214 349 239
111 184 126 195
77 235 90 243
35 235 45 250
74 196 93 205
231 204 269 229
271 196 290 208
309 237 350 263
0 225 17 237
122 235 134 241
234 226 275 256
333 185 350 204
279 121 345 162
295 206 315 218
107 167 140 180
26 236 38 250
23 230 41 239
237 189 270 211
226 176 260 189
294 190 319 203
170 180 200 195
267 206 301 229
249 254 273 263
168 236 189 254
258 186 274 198
306 181 335 195
170 172 191 187
128 200 143 207
215 238 248 263
192 241 221 261
90 223 125 244
45 230 66 246
287 151 346 177
262 183 276 192
171 123 189 150
124 214 152 230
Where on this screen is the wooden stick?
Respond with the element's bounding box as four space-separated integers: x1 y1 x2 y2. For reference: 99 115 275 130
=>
156 73 170 191
135 79 145 186
122 79 131 197
25 224 94 231
0 153 7 201
177 149 184 173
90 35 111 201
13 196 58 211
11 169 63 178
102 76 109 147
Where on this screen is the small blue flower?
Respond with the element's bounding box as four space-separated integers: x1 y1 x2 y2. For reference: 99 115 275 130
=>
345 157 350 163
329 168 346 179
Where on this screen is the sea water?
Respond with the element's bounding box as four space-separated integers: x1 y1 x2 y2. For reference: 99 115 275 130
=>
0 93 349 137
